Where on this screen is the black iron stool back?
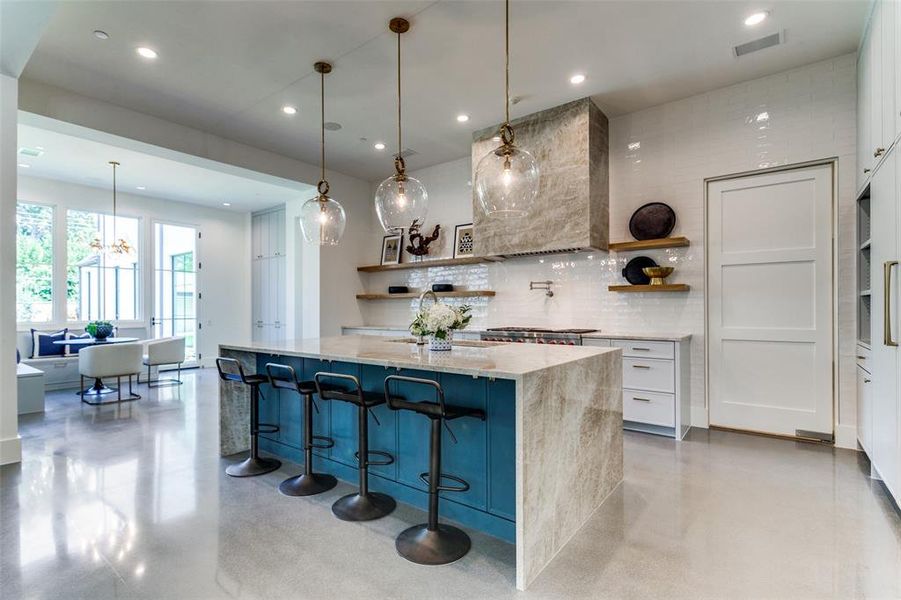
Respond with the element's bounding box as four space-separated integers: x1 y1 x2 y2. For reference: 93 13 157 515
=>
382 374 486 565
215 357 281 477
264 362 337 496
313 372 396 521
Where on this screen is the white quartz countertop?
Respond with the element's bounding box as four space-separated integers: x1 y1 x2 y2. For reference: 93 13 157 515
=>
220 335 617 380
342 325 690 342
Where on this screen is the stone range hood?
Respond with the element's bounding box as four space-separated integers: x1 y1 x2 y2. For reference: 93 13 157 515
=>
471 97 609 257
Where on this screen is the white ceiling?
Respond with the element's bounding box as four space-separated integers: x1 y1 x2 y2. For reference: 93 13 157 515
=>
16 120 311 212
21 0 868 181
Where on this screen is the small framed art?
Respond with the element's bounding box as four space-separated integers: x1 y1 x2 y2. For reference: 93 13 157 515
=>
380 233 404 265
453 223 474 258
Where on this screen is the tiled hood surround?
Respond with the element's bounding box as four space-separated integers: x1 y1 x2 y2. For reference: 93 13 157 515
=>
471 97 609 256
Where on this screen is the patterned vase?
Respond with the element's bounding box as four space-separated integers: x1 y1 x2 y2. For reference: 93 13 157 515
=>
428 332 453 351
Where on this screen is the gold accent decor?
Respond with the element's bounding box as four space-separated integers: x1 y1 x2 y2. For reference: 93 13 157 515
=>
642 266 674 286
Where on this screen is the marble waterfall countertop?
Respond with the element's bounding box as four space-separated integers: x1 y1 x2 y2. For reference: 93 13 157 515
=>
343 325 690 342
220 335 617 380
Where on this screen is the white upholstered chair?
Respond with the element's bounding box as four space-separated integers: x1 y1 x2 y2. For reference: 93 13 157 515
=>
142 337 186 387
78 343 143 405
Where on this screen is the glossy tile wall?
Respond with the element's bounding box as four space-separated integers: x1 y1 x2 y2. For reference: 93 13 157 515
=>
361 54 857 436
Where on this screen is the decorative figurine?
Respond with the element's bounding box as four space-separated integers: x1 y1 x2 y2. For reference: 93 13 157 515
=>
405 219 441 257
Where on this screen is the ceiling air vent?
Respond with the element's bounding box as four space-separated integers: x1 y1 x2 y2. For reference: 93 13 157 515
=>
18 147 44 157
734 31 783 57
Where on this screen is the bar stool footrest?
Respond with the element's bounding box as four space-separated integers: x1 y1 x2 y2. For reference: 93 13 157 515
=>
418 471 470 493
254 423 280 435
353 449 395 467
311 435 334 449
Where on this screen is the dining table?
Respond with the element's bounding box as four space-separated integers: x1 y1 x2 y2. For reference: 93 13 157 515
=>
53 337 141 397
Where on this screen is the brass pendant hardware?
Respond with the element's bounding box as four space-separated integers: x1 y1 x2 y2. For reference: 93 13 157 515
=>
315 61 332 204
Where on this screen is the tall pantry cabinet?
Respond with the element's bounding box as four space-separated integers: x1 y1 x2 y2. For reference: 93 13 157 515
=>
251 208 287 344
856 0 901 507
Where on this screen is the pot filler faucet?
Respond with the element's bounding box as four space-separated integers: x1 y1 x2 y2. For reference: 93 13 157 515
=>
416 289 439 345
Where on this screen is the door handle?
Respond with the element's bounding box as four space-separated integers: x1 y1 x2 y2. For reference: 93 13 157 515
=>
885 260 898 347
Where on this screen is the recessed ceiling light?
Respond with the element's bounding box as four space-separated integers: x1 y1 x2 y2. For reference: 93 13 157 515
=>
744 11 769 26
570 74 586 85
323 122 342 131
222 202 231 207
18 163 30 168
136 47 158 59
281 105 297 115
755 111 769 122
627 141 641 151
136 186 146 190
456 114 470 123
374 142 386 150
93 30 109 40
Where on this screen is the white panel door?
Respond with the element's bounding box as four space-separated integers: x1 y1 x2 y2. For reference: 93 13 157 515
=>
708 163 834 438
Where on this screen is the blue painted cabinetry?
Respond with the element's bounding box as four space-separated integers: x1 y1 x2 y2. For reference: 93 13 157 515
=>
254 354 516 542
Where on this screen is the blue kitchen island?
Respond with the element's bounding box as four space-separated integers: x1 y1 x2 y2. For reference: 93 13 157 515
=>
218 335 622 590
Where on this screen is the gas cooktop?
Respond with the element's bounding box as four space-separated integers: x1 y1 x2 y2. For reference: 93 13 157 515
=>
481 327 599 345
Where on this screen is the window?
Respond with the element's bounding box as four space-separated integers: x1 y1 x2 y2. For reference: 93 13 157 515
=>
16 203 54 322
67 210 140 321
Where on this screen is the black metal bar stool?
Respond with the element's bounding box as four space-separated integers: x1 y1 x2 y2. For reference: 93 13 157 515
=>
216 357 281 477
314 372 396 521
266 363 337 496
383 375 486 565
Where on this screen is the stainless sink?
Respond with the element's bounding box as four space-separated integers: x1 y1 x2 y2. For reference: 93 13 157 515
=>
384 337 509 348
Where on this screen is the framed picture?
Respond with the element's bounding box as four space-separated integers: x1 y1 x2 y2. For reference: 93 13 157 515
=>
453 223 474 258
380 233 404 265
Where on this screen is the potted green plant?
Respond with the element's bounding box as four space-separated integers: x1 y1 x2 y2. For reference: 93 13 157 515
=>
409 303 472 351
85 320 115 341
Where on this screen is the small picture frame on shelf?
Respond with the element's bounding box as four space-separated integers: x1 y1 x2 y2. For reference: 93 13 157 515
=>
380 233 404 265
453 223 474 258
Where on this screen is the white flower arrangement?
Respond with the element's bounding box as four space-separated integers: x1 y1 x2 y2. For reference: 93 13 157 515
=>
410 302 472 340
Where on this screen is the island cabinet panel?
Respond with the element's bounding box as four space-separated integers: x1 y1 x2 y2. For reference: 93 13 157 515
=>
487 379 516 520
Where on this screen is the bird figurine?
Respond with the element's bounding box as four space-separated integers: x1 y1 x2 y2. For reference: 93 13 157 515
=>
405 219 441 257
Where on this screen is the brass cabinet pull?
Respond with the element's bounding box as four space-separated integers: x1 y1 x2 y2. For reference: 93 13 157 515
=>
631 347 651 351
885 261 898 347
632 397 652 402
874 147 886 158
632 365 651 369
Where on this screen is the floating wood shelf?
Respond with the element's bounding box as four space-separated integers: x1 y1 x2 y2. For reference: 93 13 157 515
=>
357 256 503 273
608 284 690 293
356 290 496 300
608 236 691 252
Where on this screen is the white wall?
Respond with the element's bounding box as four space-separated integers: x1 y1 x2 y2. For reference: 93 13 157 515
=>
1 74 22 465
360 54 858 443
16 175 251 366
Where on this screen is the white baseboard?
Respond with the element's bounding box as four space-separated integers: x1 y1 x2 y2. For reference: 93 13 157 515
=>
834 423 858 450
691 405 709 429
0 435 22 465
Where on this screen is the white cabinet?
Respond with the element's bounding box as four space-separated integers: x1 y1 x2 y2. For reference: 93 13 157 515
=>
251 208 287 343
584 336 691 440
857 0 901 194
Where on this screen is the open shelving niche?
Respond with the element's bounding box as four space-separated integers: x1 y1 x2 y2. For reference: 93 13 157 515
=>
607 236 691 292
356 256 502 300
857 189 871 345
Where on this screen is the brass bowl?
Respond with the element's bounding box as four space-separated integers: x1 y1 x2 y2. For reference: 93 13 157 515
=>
642 266 674 286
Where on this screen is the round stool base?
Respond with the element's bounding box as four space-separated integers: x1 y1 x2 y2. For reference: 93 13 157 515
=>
395 523 472 565
278 472 337 497
332 492 396 522
226 456 281 478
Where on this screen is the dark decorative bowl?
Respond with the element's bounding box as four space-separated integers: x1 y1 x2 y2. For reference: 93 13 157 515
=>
90 322 114 341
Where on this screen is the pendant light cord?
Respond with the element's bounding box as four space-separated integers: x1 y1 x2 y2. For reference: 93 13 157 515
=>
396 28 403 173
505 0 509 126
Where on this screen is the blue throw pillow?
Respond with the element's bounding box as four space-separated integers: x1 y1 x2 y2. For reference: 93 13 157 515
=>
65 332 93 356
30 328 68 358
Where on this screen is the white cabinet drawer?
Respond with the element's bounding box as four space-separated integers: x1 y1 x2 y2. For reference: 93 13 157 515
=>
612 339 674 360
582 338 611 347
622 357 675 393
623 389 675 427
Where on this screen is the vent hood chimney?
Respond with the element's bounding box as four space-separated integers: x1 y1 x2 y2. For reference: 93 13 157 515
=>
471 97 609 257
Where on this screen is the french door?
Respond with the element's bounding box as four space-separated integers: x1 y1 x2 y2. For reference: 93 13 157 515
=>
707 162 834 439
152 222 199 366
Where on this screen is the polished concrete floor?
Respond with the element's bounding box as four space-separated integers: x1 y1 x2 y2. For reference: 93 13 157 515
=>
1 369 900 599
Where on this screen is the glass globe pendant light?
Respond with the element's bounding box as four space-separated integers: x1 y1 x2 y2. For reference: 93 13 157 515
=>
300 61 346 245
473 0 539 218
374 17 428 234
